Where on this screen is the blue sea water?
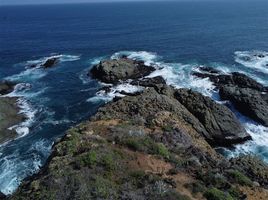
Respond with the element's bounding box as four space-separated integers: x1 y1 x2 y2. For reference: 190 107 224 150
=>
0 0 268 195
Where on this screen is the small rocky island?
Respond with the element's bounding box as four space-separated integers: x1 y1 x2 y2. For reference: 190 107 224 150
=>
9 58 268 200
0 81 24 144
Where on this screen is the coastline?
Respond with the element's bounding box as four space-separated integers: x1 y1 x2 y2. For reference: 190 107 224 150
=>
8 57 268 199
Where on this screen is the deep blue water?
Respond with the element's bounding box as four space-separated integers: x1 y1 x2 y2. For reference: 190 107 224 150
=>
0 1 268 194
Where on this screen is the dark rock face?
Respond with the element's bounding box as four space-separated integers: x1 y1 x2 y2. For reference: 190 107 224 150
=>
0 192 6 199
94 86 250 146
174 89 250 145
0 81 16 95
42 57 59 68
194 71 266 92
220 86 268 126
90 58 155 84
131 76 166 88
193 69 268 126
198 66 222 74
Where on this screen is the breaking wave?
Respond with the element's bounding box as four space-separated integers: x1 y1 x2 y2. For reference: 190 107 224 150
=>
0 139 52 195
7 54 80 82
235 50 268 74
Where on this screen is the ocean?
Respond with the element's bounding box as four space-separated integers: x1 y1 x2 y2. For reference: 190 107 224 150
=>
0 0 268 195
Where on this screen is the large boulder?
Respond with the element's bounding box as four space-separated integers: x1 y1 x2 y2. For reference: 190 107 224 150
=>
174 89 250 145
193 69 268 126
90 58 155 84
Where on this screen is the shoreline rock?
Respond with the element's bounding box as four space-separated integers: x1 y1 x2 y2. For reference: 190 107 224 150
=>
0 81 25 144
0 81 16 95
90 57 155 84
193 68 268 126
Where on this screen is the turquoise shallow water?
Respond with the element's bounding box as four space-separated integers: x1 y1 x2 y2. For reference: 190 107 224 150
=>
0 1 268 194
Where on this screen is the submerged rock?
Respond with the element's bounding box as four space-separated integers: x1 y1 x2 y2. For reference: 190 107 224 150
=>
90 58 155 84
42 57 59 68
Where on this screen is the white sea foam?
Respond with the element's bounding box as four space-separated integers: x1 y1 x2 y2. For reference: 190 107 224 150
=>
26 54 80 68
112 51 216 96
8 54 80 82
2 84 45 142
8 68 48 82
111 51 158 66
88 82 143 103
89 51 217 102
7 98 37 138
235 50 268 74
0 139 52 195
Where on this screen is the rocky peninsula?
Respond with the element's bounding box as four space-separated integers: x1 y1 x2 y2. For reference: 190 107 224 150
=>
8 58 268 200
0 81 24 144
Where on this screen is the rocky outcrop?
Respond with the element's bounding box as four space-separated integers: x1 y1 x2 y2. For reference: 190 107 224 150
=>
174 89 250 145
90 58 155 84
9 87 267 200
0 81 16 95
194 70 267 92
193 68 268 126
93 85 250 146
219 86 268 126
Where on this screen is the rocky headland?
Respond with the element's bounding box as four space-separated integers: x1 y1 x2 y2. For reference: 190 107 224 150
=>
0 81 24 144
8 58 268 200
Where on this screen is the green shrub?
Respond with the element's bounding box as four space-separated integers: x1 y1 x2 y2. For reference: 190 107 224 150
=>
191 182 206 194
129 170 146 179
101 153 116 171
153 143 170 158
93 176 117 199
162 125 173 132
228 186 243 199
125 138 143 151
123 136 170 158
204 188 233 200
197 171 228 188
161 191 191 200
79 151 97 167
228 170 253 186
